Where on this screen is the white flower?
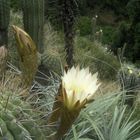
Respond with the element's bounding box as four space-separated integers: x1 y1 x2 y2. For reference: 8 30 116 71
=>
100 29 103 33
61 66 100 109
95 15 98 18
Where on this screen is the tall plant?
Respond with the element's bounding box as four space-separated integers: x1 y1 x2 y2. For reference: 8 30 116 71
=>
49 66 100 139
61 0 77 67
12 25 38 90
21 0 45 53
0 0 10 47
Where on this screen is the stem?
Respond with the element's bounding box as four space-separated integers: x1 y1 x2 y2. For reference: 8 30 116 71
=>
62 0 75 67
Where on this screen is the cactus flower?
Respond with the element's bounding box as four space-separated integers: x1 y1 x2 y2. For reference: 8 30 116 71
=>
49 66 100 139
61 66 100 110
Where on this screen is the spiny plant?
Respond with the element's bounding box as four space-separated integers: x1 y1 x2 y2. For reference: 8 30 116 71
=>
42 48 64 74
47 0 78 67
41 23 66 75
0 89 46 140
0 0 44 53
8 11 23 66
118 64 140 107
74 37 120 81
62 91 140 140
21 0 45 53
48 66 100 139
12 25 38 90
61 0 78 67
82 106 140 140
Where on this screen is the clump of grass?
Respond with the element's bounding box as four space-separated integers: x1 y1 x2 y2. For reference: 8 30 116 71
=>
64 91 140 140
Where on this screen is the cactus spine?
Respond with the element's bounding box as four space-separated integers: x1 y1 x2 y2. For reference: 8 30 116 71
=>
21 0 45 53
0 0 10 46
0 91 46 140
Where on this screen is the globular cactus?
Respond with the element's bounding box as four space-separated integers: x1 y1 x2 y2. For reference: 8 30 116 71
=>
0 91 46 140
42 48 64 74
21 0 45 53
0 0 10 46
118 65 140 106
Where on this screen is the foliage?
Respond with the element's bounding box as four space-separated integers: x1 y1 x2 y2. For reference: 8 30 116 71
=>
8 11 23 66
103 0 128 15
88 106 140 140
101 26 116 44
77 0 89 16
118 64 140 90
111 21 129 55
8 12 120 81
118 64 140 106
0 2 140 140
78 0 129 16
1 66 140 139
64 91 140 139
111 0 140 63
10 0 20 11
42 23 65 74
127 0 140 23
133 23 140 60
75 37 120 80
76 16 92 36
0 88 45 140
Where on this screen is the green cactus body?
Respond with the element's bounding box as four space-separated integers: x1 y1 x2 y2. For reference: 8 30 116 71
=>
92 16 97 41
0 92 46 140
42 50 62 74
21 0 45 53
0 0 10 29
118 65 140 106
0 0 10 46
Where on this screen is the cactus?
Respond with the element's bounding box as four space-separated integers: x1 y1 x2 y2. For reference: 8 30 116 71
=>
92 16 98 41
21 0 45 53
12 25 38 89
0 91 46 140
42 48 64 74
0 0 10 46
118 65 140 106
